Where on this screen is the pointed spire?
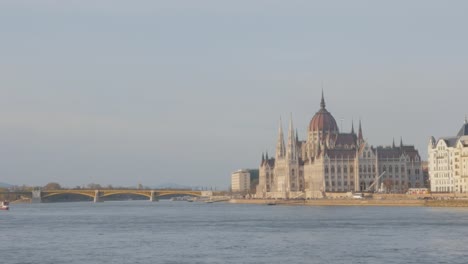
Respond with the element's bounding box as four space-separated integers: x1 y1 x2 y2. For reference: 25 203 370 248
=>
351 120 355 134
358 119 363 141
296 129 299 143
400 137 403 148
266 152 269 160
320 89 326 109
287 114 297 161
276 117 286 160
392 138 396 148
262 152 265 162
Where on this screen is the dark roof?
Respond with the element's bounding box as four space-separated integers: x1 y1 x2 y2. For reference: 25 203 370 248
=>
324 149 356 159
264 158 275 167
376 145 421 161
376 147 402 159
441 137 459 147
457 123 468 137
335 133 357 147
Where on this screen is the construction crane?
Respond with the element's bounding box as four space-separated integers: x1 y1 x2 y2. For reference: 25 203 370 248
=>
365 171 386 192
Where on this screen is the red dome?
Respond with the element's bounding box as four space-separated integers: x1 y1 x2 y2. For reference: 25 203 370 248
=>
309 108 339 132
309 93 339 132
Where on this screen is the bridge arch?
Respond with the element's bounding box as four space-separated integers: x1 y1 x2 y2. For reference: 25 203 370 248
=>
100 191 151 199
156 192 201 198
42 192 95 199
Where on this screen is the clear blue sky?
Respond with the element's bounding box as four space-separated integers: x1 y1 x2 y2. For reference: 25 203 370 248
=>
1 1 467 188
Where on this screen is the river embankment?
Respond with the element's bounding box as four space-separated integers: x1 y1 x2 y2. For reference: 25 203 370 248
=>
230 198 468 207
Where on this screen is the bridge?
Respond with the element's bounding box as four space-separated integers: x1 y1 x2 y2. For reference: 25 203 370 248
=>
1 189 204 203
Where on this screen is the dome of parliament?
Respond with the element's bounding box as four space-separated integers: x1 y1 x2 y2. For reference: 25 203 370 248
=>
309 93 339 133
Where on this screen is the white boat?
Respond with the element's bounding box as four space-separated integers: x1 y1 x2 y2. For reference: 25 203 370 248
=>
1 201 9 210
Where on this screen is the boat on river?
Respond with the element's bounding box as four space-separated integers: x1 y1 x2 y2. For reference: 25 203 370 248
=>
1 201 9 210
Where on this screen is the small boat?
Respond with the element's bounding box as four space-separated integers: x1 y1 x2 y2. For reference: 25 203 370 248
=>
266 202 276 206
1 201 9 210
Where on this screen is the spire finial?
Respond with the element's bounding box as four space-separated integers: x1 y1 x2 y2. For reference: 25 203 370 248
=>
358 119 363 141
320 88 326 109
392 138 396 148
400 137 403 147
351 119 355 134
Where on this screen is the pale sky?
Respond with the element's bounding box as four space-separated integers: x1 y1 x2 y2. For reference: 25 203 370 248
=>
1 1 467 188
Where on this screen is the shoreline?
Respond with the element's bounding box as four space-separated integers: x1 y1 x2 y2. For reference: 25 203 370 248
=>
229 198 468 207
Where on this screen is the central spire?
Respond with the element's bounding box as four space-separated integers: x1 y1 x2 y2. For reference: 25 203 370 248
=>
276 117 286 160
320 89 326 109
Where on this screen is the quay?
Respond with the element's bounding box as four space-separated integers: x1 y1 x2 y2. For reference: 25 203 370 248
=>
230 197 468 207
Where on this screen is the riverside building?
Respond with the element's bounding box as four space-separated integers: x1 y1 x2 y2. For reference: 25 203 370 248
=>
256 93 424 199
428 120 468 193
231 170 251 192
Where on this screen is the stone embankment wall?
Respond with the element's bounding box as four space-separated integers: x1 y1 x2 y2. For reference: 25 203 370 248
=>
230 197 468 207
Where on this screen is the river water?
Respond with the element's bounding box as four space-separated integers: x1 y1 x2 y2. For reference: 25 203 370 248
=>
1 201 468 264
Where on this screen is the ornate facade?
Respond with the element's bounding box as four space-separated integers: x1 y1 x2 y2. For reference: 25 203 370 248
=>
256 93 424 199
428 120 468 193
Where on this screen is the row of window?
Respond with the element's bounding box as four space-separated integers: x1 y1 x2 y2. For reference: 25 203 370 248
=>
324 165 420 175
326 181 354 187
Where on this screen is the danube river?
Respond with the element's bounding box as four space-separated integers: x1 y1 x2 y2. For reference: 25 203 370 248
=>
2 201 468 264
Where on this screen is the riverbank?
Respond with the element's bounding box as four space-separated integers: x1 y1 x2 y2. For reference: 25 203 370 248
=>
229 198 468 207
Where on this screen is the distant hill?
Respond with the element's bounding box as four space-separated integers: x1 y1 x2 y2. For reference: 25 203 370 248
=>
0 182 13 188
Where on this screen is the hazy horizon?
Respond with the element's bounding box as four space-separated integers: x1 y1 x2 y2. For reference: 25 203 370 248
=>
1 1 467 189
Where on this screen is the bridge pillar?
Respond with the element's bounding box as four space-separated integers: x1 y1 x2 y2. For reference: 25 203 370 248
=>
32 190 42 203
94 190 102 203
150 191 158 202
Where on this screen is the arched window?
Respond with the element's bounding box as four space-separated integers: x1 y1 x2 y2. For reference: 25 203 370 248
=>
331 166 335 173
325 166 329 173
389 166 393 173
383 165 387 172
344 165 348 173
337 166 341 173
350 166 354 173
359 165 362 173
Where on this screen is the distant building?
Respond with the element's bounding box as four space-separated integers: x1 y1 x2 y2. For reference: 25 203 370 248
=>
428 120 468 193
256 92 424 199
231 170 251 192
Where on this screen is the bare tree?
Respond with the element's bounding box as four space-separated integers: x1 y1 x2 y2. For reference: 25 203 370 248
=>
43 182 62 190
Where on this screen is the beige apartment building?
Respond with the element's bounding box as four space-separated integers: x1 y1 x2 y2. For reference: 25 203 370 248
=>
231 170 251 192
428 120 468 193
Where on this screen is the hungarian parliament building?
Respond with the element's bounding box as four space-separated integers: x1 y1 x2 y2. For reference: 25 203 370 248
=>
256 93 424 199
